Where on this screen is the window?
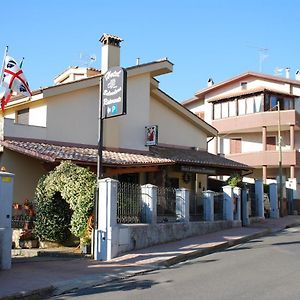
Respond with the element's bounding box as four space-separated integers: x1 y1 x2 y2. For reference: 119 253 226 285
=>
229 100 237 117
246 97 254 114
16 108 29 125
266 136 276 151
264 94 294 111
221 102 229 118
238 98 246 115
230 138 242 154
213 103 221 120
241 82 247 90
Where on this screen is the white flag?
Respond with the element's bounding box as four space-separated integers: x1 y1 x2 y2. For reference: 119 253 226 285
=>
1 55 32 98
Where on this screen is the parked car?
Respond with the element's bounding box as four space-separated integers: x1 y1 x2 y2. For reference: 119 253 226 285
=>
264 193 270 218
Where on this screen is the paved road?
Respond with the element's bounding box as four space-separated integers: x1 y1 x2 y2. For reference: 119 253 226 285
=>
54 226 300 300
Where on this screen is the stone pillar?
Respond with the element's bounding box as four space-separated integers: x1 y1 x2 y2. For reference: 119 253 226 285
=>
262 166 267 183
222 185 234 221
290 165 295 179
233 187 241 221
269 183 279 219
255 179 265 218
203 190 214 222
0 172 14 270
94 178 118 261
141 184 157 224
241 188 250 226
176 188 190 222
262 126 267 151
290 125 295 150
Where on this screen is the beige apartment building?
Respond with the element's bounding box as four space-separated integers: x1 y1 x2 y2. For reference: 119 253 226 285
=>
0 34 248 203
184 70 300 196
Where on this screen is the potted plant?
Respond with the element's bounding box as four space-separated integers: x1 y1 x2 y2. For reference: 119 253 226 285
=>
19 229 39 249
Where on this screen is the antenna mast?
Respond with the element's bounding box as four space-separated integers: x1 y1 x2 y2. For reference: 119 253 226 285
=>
247 45 269 72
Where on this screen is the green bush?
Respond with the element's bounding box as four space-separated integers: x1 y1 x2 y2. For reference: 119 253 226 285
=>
226 173 244 188
33 161 96 243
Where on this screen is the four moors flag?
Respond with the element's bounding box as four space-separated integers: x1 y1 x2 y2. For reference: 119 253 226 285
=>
0 48 32 111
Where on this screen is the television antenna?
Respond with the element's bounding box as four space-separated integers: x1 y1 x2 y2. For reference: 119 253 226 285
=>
79 52 97 67
274 67 284 76
246 45 269 72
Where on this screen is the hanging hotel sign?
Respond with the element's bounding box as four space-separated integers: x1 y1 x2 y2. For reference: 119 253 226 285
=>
145 125 158 146
181 166 216 175
101 66 127 119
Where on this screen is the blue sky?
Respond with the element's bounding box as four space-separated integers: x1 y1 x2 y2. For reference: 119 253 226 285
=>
2 0 299 102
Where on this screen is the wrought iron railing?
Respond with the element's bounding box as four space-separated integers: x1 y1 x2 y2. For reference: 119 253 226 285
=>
214 192 224 220
117 182 144 224
157 186 177 221
189 191 204 221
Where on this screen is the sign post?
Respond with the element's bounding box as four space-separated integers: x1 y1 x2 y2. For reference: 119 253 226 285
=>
94 66 127 260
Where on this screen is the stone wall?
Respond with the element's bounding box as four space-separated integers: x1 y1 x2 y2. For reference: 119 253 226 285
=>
117 220 241 255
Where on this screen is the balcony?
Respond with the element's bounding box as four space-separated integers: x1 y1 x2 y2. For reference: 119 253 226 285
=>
212 110 300 134
4 118 47 140
226 150 300 168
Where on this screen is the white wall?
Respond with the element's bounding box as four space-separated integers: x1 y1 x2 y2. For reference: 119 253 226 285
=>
107 74 151 150
29 104 47 127
221 133 263 155
46 86 99 145
150 97 207 148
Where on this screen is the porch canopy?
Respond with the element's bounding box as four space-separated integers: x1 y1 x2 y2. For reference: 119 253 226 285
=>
0 139 250 176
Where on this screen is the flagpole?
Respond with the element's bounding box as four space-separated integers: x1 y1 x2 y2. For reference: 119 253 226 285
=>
19 57 24 68
0 46 8 84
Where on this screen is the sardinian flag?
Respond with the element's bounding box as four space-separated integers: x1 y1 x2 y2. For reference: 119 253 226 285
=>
0 52 32 111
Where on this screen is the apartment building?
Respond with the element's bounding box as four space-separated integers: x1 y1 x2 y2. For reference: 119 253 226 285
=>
183 69 300 193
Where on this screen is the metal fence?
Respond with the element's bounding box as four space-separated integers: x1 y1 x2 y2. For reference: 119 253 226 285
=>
117 182 144 224
189 191 204 221
157 186 177 222
214 192 224 220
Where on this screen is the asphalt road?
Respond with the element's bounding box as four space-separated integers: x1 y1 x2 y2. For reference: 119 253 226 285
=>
54 226 300 300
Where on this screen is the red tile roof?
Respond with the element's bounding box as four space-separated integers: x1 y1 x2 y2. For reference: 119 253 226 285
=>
0 139 249 171
207 87 294 103
150 146 249 170
0 139 173 166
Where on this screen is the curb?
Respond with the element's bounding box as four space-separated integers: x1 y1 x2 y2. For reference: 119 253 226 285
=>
159 228 271 267
0 287 54 300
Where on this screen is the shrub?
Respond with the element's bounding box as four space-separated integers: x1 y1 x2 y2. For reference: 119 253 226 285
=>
34 161 96 243
226 173 244 188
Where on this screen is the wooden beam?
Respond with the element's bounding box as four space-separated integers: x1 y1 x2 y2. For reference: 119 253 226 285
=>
105 166 160 176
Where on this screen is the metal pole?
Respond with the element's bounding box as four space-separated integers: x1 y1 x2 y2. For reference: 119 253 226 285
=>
277 101 283 217
98 76 104 180
93 76 103 258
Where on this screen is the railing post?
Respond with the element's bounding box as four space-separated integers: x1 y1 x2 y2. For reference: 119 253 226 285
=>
233 187 241 221
176 188 190 222
255 179 264 218
269 183 279 219
94 178 118 261
141 184 158 224
241 188 250 226
222 185 234 221
203 190 214 221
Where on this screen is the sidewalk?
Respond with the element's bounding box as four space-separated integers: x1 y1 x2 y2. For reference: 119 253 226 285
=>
1 215 300 300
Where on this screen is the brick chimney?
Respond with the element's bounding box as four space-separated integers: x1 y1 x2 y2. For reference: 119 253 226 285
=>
100 33 123 74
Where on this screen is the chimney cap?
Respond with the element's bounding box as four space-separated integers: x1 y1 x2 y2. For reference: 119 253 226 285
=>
100 33 123 47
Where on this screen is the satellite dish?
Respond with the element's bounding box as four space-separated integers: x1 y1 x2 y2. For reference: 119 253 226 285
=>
79 52 97 67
